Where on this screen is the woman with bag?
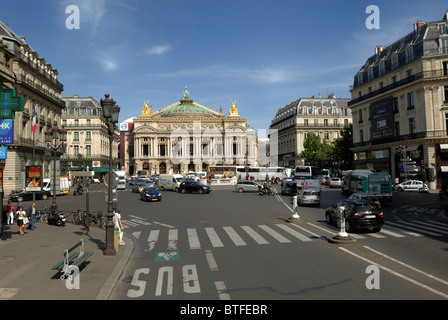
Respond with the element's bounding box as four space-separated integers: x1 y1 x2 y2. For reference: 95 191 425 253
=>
16 206 27 235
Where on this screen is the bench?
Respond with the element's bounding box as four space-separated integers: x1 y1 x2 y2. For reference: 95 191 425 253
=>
52 239 93 280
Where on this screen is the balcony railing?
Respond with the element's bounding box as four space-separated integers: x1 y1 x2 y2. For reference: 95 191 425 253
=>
353 130 448 148
349 69 448 107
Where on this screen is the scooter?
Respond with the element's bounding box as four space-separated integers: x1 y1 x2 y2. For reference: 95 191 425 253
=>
73 184 84 196
258 185 274 196
48 212 66 227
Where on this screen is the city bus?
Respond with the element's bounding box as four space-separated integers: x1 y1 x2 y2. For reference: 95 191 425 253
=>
342 169 393 201
207 166 287 181
294 166 323 180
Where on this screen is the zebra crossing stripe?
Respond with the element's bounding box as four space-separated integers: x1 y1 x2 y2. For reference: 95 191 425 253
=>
412 220 448 233
388 221 444 237
187 228 201 249
275 224 312 242
147 230 160 251
205 227 224 248
383 223 423 237
258 225 290 243
240 226 269 245
168 229 178 251
379 228 405 238
223 226 247 246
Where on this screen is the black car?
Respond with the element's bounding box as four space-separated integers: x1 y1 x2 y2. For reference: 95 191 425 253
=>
9 189 51 202
140 187 162 202
325 199 384 233
178 181 212 194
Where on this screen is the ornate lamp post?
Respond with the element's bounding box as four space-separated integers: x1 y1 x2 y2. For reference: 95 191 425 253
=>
100 94 120 256
45 125 67 209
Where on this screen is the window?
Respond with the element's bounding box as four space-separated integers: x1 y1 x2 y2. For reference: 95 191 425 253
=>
74 119 79 127
304 119 308 126
407 69 413 78
358 109 363 123
324 119 328 126
74 145 79 156
444 86 448 104
86 119 91 126
74 132 79 141
368 68 374 81
394 121 400 137
438 23 447 34
405 47 414 63
409 118 415 134
441 39 448 54
379 61 385 76
407 92 414 110
391 55 399 70
324 132 329 140
393 97 399 113
85 132 91 141
360 129 364 143
85 145 91 156
358 73 363 86
444 61 448 76
333 119 338 126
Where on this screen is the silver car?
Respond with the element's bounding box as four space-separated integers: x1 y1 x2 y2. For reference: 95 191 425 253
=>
298 189 320 206
394 180 429 192
235 181 260 192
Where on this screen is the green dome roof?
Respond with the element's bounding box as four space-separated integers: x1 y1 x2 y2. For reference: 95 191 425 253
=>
161 102 213 117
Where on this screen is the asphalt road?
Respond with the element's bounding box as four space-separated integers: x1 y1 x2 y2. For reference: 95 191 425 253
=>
14 183 448 302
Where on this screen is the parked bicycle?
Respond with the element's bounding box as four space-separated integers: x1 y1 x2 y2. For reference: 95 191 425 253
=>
72 209 106 229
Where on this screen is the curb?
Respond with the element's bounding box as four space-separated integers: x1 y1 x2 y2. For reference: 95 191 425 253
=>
96 236 134 300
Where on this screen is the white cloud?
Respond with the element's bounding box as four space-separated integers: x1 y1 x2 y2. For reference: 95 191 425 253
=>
146 45 172 55
96 51 118 71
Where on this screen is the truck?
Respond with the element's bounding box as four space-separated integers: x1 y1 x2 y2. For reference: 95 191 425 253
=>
42 177 70 195
158 174 184 191
114 170 126 182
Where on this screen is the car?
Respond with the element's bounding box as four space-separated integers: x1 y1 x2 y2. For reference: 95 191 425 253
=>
117 180 127 190
297 189 320 206
281 181 297 195
132 180 154 193
178 181 212 194
325 199 384 233
329 177 342 188
394 180 429 192
347 193 381 208
235 181 260 193
140 187 162 202
9 189 51 202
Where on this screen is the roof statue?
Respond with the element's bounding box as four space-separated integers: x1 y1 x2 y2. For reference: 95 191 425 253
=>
182 86 190 99
229 100 239 117
141 100 152 118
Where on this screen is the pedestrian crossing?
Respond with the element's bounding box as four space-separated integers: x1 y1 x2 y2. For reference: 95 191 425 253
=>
124 216 448 250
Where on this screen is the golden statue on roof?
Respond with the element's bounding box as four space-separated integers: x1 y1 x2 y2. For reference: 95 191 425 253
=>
141 100 152 117
229 100 239 117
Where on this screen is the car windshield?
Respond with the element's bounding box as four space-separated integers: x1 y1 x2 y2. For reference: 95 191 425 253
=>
145 187 158 193
303 191 318 195
356 204 381 212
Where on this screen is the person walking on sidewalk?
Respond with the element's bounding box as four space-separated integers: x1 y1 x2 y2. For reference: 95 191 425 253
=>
27 202 37 230
113 208 125 246
16 206 27 235
6 200 14 225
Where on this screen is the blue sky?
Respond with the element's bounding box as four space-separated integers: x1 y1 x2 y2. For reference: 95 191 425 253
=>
1 0 447 131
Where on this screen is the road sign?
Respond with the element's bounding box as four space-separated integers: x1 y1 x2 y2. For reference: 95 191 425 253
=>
0 89 24 119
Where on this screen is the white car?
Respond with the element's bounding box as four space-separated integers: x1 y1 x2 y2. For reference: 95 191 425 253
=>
394 180 429 192
329 177 342 188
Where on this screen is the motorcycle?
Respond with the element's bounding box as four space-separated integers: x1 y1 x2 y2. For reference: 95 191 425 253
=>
258 185 274 196
73 184 84 196
48 211 66 227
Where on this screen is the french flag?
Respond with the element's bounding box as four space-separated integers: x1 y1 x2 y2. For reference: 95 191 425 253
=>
32 108 37 132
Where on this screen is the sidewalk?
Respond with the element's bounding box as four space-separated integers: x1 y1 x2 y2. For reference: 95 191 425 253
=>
0 219 132 300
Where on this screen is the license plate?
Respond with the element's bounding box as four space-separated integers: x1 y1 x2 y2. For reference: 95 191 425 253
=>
365 215 376 218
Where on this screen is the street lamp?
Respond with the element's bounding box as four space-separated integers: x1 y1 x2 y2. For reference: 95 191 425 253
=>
100 94 120 256
45 125 67 209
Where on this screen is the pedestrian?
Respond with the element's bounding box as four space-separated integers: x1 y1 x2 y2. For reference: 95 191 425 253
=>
27 202 37 230
113 208 125 246
16 206 27 235
6 200 14 225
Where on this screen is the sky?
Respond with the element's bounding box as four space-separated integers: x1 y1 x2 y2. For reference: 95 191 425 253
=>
1 0 447 132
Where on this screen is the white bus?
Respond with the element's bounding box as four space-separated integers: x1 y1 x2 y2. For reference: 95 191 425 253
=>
207 166 287 181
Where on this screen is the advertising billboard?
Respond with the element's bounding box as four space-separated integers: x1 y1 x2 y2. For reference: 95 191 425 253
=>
370 96 394 142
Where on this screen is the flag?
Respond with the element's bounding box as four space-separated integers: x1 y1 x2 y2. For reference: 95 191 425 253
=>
32 108 37 132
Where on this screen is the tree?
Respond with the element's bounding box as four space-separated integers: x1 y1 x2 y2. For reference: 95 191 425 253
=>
300 133 334 167
333 124 354 170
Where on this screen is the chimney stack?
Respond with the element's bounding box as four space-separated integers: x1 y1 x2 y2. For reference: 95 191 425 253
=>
413 20 427 31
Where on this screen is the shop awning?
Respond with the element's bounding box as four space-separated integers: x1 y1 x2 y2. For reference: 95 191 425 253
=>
441 144 448 150
91 167 110 173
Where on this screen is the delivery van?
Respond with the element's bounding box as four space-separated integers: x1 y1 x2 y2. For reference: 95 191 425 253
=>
158 174 184 191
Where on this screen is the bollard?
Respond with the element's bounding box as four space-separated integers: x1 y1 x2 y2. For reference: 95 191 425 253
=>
330 206 355 244
288 195 300 220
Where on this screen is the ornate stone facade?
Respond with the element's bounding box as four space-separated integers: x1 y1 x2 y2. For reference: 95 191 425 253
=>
121 87 257 175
